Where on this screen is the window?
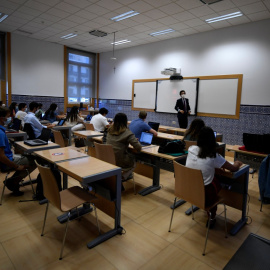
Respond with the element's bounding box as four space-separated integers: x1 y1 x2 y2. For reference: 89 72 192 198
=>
66 48 96 104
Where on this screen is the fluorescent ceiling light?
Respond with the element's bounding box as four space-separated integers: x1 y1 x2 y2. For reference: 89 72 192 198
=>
111 11 140 22
206 11 243 23
149 29 175 36
111 40 131 45
61 33 77 39
0 13 8 23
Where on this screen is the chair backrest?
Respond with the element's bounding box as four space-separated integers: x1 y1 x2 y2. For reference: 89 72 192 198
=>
173 161 205 209
39 128 51 141
85 123 95 131
184 140 197 151
94 142 116 165
35 161 61 210
11 118 22 131
23 123 36 139
53 130 66 147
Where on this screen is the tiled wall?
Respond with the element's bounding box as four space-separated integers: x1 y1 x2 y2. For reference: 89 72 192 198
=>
11 95 269 145
98 99 270 146
12 95 65 113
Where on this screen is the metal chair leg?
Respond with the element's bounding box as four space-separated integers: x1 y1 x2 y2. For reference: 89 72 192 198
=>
191 204 194 220
203 212 211 256
0 172 11 205
224 204 228 238
59 212 71 260
168 197 177 232
41 202 49 236
260 199 263 212
132 176 136 195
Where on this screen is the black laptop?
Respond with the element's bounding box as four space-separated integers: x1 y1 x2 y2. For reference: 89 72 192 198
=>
57 119 66 126
148 121 160 132
24 128 51 147
139 132 153 146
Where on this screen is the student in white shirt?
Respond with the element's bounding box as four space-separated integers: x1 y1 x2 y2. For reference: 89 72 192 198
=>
90 108 109 132
66 106 85 132
15 103 27 127
186 126 242 228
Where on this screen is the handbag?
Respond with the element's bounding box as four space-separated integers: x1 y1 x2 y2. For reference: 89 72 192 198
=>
74 138 85 147
158 140 186 154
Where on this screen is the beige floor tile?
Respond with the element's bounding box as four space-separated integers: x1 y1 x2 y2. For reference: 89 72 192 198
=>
0 244 15 270
139 244 214 270
95 221 170 270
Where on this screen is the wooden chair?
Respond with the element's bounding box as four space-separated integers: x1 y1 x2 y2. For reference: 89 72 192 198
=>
168 161 227 256
53 130 68 147
85 123 95 131
184 140 197 151
94 142 136 194
35 161 100 260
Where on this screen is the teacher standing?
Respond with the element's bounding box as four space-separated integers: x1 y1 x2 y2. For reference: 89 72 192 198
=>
174 90 191 129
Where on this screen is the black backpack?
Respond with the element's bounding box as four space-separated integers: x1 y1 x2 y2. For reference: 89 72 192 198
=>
158 140 186 154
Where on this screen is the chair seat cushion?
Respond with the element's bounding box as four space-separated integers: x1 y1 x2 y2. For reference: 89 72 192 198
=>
60 186 97 212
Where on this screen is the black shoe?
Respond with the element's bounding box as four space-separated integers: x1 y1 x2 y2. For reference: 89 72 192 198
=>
12 190 24 196
3 179 15 191
206 218 216 229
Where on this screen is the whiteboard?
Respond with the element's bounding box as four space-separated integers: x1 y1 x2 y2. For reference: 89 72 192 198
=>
133 81 156 110
198 78 238 115
156 79 198 114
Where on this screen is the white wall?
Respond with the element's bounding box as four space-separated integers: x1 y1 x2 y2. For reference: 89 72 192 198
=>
99 19 270 106
11 34 64 97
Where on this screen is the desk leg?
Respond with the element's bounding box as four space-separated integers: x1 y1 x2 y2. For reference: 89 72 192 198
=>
230 218 248 236
185 206 199 215
170 199 186 209
68 128 72 146
87 170 123 249
138 164 161 196
63 172 68 190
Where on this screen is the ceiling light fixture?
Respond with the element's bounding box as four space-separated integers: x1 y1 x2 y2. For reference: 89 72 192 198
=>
111 10 140 22
111 39 131 46
205 11 243 23
111 32 117 60
149 29 175 36
0 13 8 23
61 33 77 39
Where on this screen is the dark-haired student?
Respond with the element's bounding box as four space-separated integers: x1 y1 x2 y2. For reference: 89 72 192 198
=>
24 102 54 138
183 118 205 141
104 113 141 181
15 103 28 127
0 107 36 196
186 126 242 228
90 107 110 132
44 103 65 124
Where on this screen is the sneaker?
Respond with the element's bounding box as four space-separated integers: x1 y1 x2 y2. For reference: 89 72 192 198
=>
12 190 24 196
206 218 216 229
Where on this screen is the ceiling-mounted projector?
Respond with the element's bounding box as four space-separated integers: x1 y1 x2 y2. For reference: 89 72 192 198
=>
161 68 183 80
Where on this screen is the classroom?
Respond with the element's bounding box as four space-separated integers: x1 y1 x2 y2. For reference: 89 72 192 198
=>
0 0 270 269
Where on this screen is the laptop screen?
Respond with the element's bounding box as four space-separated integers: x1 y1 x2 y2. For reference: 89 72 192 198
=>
214 131 217 137
58 119 65 126
148 122 160 131
139 132 153 145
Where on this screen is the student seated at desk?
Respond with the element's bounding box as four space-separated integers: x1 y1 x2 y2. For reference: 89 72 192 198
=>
129 110 157 139
90 108 110 132
104 113 142 180
183 118 205 141
44 103 65 124
24 102 54 138
15 103 28 128
35 103 44 120
0 107 36 196
186 126 242 228
66 106 85 132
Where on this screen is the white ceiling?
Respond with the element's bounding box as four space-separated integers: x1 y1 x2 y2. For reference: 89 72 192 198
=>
0 0 270 53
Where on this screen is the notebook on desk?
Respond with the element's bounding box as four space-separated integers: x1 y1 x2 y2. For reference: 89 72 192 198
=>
24 139 48 146
139 132 153 146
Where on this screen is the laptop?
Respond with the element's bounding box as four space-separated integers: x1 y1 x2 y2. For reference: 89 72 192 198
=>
57 119 65 126
214 131 217 137
148 121 160 132
24 139 48 147
139 132 153 146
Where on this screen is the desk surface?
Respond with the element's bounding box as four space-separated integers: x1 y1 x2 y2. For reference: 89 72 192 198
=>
73 130 103 139
52 124 72 130
34 146 88 163
57 156 119 183
6 130 27 139
227 145 268 158
215 164 249 178
15 141 60 152
157 132 183 141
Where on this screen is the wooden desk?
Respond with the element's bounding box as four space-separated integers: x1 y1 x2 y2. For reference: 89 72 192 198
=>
156 132 183 141
53 125 72 146
216 164 250 235
73 130 103 139
226 145 267 170
57 156 122 249
6 130 27 141
15 141 60 153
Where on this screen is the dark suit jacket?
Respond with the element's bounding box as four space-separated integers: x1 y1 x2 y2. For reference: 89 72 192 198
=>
175 98 191 113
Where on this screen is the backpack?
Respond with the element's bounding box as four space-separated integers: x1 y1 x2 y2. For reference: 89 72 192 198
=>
158 140 186 154
35 168 62 200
